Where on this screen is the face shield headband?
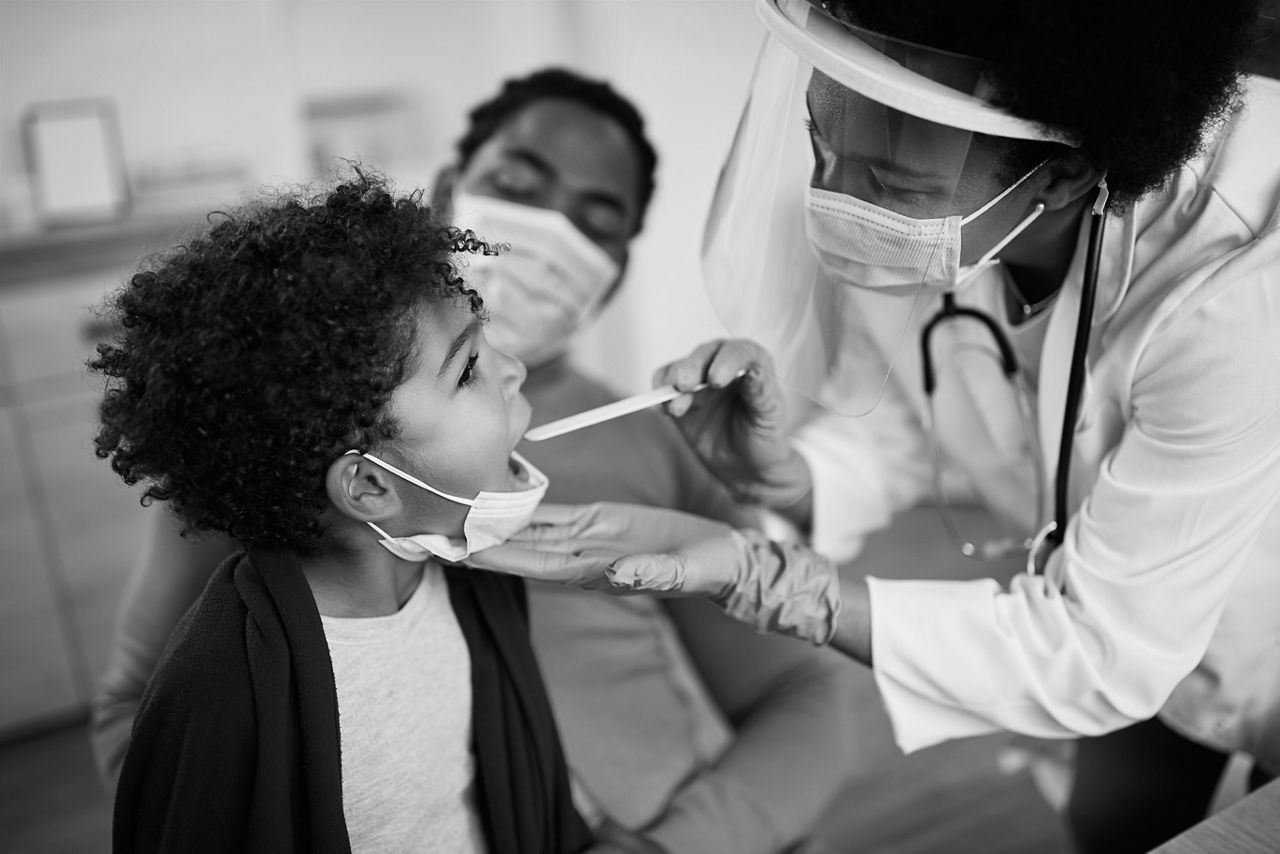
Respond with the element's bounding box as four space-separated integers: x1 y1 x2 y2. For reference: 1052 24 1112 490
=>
702 0 1078 415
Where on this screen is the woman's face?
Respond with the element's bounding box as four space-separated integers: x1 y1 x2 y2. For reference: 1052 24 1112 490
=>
379 298 531 532
806 70 1048 263
454 97 642 267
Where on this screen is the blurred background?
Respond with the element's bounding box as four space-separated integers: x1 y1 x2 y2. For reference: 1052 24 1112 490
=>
2 1 1278 852
0 0 758 748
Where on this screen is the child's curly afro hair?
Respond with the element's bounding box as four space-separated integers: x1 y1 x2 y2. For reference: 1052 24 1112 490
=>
90 169 495 551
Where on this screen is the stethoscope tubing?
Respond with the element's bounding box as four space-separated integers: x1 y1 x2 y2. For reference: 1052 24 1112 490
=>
1046 206 1107 551
917 199 1108 569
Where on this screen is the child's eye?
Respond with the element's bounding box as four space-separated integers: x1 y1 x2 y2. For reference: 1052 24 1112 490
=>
458 353 480 388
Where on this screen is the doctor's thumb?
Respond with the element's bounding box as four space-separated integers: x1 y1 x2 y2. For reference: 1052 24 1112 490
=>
606 553 686 593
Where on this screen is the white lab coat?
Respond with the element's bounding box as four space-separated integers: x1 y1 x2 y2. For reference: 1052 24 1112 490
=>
792 75 1280 769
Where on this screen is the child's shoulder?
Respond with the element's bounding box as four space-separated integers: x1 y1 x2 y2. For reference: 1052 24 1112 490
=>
146 554 260 710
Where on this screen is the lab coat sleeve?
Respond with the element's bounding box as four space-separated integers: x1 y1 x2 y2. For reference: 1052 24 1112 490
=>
869 243 1280 752
792 380 933 563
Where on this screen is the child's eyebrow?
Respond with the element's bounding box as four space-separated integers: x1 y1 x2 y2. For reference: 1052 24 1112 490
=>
437 319 480 380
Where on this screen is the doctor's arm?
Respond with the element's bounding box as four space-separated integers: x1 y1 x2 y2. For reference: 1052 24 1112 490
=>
90 508 237 790
479 264 1280 751
866 267 1280 752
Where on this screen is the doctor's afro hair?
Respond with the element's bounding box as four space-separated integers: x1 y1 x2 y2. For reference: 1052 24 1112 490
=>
89 169 494 551
826 0 1265 208
453 67 658 231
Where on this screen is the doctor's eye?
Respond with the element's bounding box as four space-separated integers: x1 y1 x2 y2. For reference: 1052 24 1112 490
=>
459 353 480 388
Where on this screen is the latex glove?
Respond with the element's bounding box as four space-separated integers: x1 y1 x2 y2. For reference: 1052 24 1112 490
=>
467 502 737 589
654 338 811 509
469 502 841 645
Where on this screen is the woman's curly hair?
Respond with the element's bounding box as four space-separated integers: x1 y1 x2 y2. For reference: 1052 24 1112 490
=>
89 169 496 551
828 0 1264 208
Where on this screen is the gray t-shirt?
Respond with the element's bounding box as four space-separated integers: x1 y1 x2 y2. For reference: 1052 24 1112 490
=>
322 564 485 853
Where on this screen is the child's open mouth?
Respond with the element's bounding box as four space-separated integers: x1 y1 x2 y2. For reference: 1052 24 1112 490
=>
508 454 531 487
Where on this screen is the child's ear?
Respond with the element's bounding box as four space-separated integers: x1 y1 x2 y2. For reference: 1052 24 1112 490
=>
431 164 459 214
325 454 401 523
1039 153 1107 213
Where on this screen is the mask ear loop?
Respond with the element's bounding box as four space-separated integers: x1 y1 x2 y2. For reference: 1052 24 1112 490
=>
954 159 1051 289
959 158 1051 226
345 449 476 507
367 521 400 542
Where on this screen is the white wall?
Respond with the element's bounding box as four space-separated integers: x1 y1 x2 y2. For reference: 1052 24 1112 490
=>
1 0 764 394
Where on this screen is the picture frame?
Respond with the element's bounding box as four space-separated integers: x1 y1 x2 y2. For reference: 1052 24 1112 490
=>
22 98 130 228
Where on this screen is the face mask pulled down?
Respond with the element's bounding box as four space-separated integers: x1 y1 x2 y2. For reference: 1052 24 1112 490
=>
355 450 549 563
804 164 1046 296
451 193 620 367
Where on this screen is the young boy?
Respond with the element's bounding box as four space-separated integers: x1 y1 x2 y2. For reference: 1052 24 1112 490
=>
91 69 856 854
90 172 591 854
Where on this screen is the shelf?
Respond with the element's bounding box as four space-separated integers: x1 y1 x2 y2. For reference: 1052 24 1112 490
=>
0 213 204 286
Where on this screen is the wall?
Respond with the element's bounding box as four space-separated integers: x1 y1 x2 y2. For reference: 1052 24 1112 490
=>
0 0 763 731
1 0 763 394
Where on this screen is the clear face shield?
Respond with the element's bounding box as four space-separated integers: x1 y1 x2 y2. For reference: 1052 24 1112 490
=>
703 0 1076 415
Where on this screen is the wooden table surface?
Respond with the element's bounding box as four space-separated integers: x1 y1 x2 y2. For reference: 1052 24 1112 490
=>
1153 776 1280 852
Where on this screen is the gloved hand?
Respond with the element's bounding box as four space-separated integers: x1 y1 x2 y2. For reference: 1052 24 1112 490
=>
466 502 737 590
654 338 812 509
468 502 841 645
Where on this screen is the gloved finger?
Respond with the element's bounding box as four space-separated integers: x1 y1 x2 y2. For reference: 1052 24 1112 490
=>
740 362 788 426
463 542 570 577
652 338 727 392
526 503 588 527
465 545 586 583
466 542 619 589
705 339 767 388
508 503 629 547
606 553 687 594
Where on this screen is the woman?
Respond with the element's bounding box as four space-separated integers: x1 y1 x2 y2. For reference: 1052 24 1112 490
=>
470 0 1280 850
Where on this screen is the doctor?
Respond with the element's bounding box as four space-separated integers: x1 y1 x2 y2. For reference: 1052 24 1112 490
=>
469 0 1280 850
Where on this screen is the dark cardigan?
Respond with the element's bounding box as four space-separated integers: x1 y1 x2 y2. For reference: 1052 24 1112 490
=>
112 548 591 854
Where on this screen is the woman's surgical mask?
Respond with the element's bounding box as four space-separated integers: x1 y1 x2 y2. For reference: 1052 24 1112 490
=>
450 193 620 367
355 450 549 563
804 163 1046 295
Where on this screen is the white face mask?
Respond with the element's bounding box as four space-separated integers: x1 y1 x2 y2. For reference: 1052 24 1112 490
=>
803 164 1046 296
355 450 549 563
450 193 621 367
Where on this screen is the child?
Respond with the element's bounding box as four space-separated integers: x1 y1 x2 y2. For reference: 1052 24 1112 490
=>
89 171 591 854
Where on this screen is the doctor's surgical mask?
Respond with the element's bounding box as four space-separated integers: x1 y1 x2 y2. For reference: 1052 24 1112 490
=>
803 162 1047 296
451 193 621 368
355 449 549 563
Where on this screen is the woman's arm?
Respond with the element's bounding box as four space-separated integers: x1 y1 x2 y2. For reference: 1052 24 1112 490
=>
89 507 238 790
643 597 858 854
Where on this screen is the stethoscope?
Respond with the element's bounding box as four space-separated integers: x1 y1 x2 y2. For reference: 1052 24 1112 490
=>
920 183 1109 575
